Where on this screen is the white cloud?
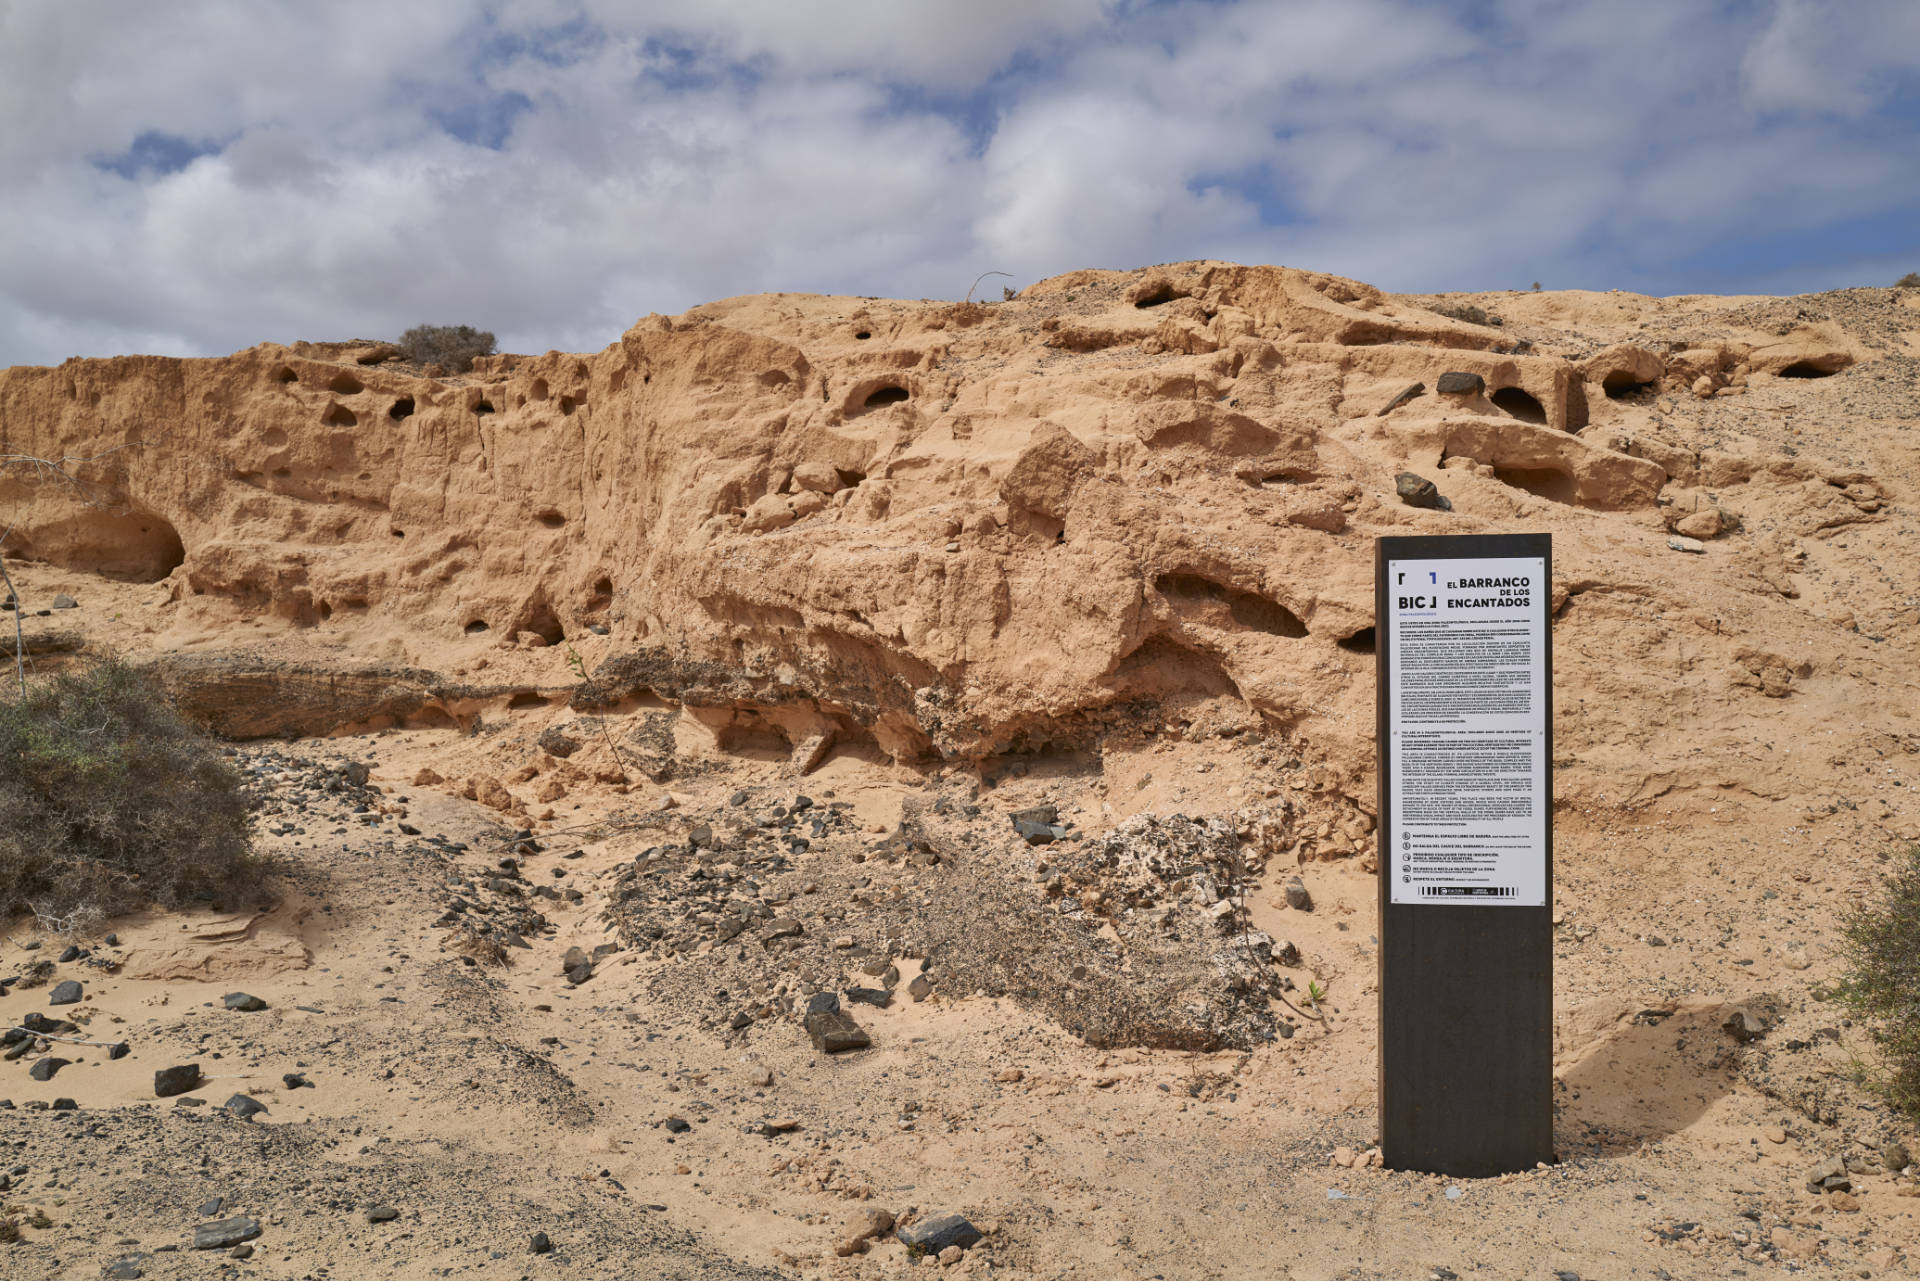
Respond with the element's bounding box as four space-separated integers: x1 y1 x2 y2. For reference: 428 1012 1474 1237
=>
1 1 1916 366
1741 0 1920 117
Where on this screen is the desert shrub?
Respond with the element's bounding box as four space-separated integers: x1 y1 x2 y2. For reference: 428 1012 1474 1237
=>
1897 272 1920 289
1836 845 1920 1120
397 323 496 372
0 660 258 930
1430 301 1500 327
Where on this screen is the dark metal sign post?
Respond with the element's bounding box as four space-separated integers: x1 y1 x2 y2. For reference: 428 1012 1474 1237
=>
1376 533 1552 1176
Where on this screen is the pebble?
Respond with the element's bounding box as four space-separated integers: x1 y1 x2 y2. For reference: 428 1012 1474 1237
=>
366 1206 400 1223
1284 878 1312 911
222 992 268 1012
529 1231 553 1254
1804 1154 1851 1193
47 979 82 1005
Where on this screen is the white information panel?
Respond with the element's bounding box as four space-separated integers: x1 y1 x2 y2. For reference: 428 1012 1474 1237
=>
1386 556 1547 906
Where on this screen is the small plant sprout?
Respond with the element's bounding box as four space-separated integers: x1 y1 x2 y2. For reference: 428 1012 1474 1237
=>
563 643 630 776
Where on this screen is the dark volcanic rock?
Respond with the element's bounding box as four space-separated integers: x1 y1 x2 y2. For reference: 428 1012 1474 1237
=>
155 1064 203 1097
192 1216 261 1250
805 1010 872 1053
222 1093 268 1121
1395 472 1452 511
897 1212 982 1253
47 979 82 1005
222 992 268 1012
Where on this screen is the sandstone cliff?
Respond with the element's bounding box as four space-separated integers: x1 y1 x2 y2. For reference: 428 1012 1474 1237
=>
3 262 1918 860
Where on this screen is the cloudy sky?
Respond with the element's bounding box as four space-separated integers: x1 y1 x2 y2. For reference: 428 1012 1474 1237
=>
3 0 1917 367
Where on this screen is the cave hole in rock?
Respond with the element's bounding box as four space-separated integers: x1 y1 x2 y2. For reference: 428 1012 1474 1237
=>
32 509 189 583
125 514 186 582
758 370 792 388
1601 372 1655 400
1490 386 1547 424
587 576 614 612
1133 282 1183 308
716 719 794 758
507 691 549 710
528 377 549 402
1155 572 1308 637
1779 361 1839 379
273 366 299 384
324 403 357 426
558 395 577 415
862 385 910 411
1114 635 1245 700
464 620 490 635
536 510 566 529
610 368 626 392
835 467 867 488
521 602 565 646
389 396 415 420
1337 627 1376 655
272 467 293 478
1493 465 1576 505
391 528 405 538
853 330 872 340
328 372 364 395
317 601 333 621
473 399 495 415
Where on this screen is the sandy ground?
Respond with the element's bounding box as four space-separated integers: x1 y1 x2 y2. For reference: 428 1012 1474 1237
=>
2 644 1916 1280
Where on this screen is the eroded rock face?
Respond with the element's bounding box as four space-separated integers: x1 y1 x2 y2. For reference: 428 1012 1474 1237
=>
1 262 1912 830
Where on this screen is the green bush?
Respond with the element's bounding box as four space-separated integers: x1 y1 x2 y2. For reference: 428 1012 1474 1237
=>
1836 844 1920 1120
397 323 496 372
1897 272 1920 289
0 660 258 930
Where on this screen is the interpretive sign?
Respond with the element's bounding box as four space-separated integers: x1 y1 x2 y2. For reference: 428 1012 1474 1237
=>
1377 533 1553 1176
1386 554 1548 905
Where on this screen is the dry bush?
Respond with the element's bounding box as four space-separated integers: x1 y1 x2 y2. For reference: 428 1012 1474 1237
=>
397 323 496 373
1430 301 1500 326
1897 272 1920 289
0 659 259 929
1837 845 1920 1120
448 926 510 967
